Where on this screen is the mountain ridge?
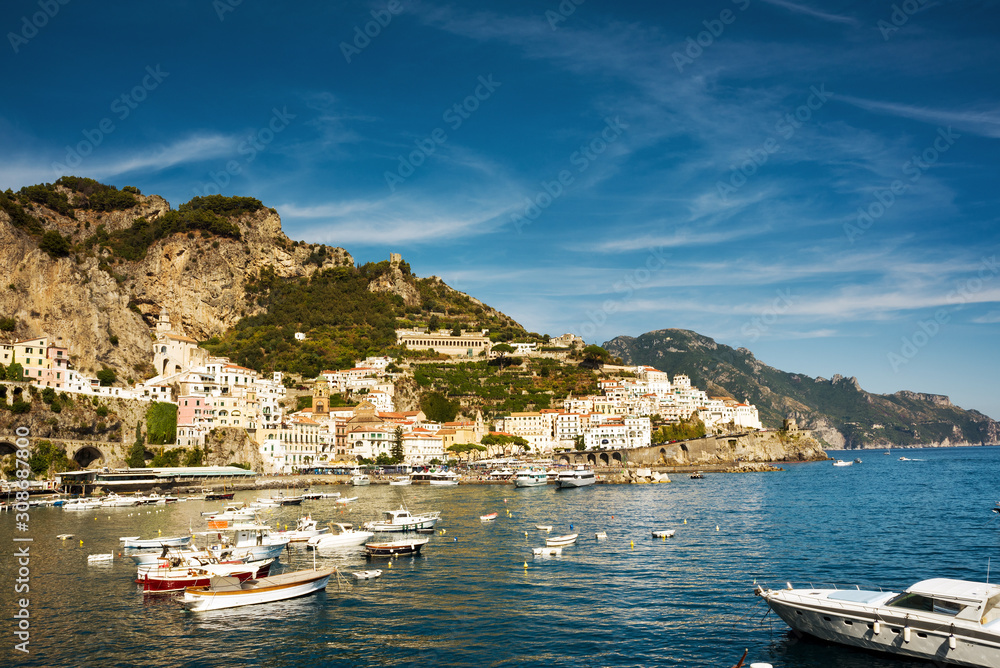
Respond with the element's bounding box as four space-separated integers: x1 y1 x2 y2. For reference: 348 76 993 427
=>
603 328 1000 449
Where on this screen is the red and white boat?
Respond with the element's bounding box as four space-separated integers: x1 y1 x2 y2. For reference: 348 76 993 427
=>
480 512 498 522
137 557 275 593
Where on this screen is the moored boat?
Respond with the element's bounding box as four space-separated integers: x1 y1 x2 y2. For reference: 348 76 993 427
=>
555 466 596 488
179 568 333 611
755 578 1000 667
545 533 578 547
365 538 429 557
514 469 548 487
652 529 676 539
832 459 853 467
363 506 440 533
388 476 412 486
350 474 371 486
306 523 373 549
532 546 562 556
274 515 329 543
480 512 498 522
121 535 192 549
138 557 274 593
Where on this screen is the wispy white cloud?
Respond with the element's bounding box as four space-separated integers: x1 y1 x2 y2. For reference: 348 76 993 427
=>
838 95 1000 138
971 311 1000 324
760 0 859 25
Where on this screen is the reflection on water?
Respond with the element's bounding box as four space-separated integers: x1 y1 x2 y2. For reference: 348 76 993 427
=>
2 446 999 667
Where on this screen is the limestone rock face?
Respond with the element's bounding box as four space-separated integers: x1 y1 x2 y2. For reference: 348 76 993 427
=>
0 195 352 378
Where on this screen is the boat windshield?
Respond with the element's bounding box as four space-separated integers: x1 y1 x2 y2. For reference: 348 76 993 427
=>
887 592 965 617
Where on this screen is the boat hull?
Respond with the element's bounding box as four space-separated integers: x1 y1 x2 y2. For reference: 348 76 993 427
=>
365 539 429 557
514 477 547 487
759 587 1000 668
556 478 595 488
180 570 332 611
139 562 272 593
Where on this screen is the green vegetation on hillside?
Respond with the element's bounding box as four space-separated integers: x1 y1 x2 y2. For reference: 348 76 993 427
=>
411 360 598 418
146 402 177 445
84 195 248 262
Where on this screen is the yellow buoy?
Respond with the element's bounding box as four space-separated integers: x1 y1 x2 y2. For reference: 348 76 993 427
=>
523 562 528 569
683 519 687 524
630 540 634 549
387 561 392 568
716 525 720 531
79 540 83 546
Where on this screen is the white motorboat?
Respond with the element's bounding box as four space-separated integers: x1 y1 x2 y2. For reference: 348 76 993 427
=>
388 476 412 486
545 533 578 547
363 506 441 533
336 496 359 505
514 469 548 487
301 490 340 500
532 546 562 556
121 535 192 549
595 531 608 540
205 504 257 522
412 470 459 485
756 578 1000 668
556 466 596 488
306 523 374 549
832 459 853 467
350 474 371 486
652 529 676 539
199 524 291 562
179 568 333 611
535 525 553 532
87 552 114 562
274 515 329 543
100 493 140 507
63 498 101 510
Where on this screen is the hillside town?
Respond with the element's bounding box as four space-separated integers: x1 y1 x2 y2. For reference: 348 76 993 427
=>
2 314 762 473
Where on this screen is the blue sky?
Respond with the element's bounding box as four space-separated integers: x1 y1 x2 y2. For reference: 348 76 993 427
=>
3 0 999 420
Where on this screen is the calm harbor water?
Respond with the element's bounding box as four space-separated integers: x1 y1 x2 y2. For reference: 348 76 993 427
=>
3 446 999 668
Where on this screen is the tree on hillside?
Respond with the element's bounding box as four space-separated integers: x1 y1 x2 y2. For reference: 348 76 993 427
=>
490 343 515 371
7 362 23 382
580 344 612 369
420 391 459 423
96 367 117 386
126 422 147 468
480 433 529 456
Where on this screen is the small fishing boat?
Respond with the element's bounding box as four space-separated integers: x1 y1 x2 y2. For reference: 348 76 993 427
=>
350 474 371 486
204 491 235 500
57 533 74 540
545 533 578 547
306 523 374 549
137 558 274 593
336 496 359 505
388 476 412 486
480 512 498 522
535 525 553 532
351 570 383 580
179 568 333 611
832 459 853 467
121 535 192 549
689 471 705 479
365 538 430 557
532 546 562 556
595 531 607 540
363 506 440 533
652 529 676 539
87 552 114 562
274 515 329 543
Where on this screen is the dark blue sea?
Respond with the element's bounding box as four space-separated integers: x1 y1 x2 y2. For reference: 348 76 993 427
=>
3 446 999 667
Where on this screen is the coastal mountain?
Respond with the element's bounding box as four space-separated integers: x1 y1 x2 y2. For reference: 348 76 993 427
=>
0 178 523 380
603 329 1000 449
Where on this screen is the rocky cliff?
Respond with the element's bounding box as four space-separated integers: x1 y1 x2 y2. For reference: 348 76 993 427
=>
1 185 351 379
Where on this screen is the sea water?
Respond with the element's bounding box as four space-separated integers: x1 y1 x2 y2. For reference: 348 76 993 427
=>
2 446 999 667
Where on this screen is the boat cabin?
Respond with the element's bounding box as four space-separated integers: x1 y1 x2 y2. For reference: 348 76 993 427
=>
888 579 1000 624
